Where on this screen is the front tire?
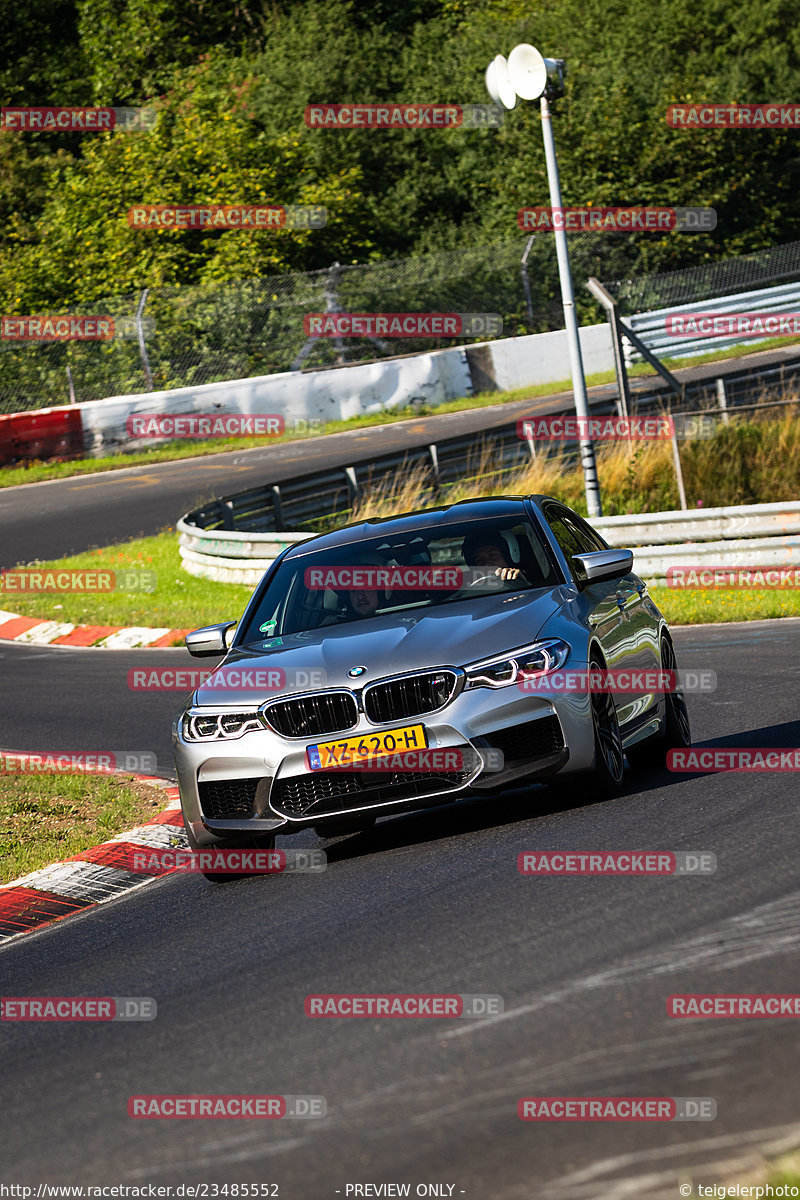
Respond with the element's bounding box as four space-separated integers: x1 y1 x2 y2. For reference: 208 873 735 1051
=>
588 657 625 796
627 635 691 769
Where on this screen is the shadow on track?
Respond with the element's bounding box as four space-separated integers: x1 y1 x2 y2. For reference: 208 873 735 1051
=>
313 717 799 865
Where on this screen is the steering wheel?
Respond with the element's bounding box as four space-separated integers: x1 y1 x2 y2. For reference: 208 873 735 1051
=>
464 571 499 588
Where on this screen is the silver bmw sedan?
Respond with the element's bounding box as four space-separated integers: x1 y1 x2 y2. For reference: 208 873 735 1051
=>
172 494 690 874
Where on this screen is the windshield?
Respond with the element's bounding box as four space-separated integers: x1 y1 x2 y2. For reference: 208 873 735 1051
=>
237 517 556 643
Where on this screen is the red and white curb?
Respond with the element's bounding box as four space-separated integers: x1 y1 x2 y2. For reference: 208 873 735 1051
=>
0 779 187 943
0 609 189 649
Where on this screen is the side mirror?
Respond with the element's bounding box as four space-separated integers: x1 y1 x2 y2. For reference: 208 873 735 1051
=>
185 621 237 657
571 549 634 586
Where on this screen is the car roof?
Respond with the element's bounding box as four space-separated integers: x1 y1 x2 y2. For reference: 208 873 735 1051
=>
283 495 551 558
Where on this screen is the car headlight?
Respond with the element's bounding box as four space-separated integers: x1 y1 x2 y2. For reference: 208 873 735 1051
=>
463 639 570 689
182 709 264 741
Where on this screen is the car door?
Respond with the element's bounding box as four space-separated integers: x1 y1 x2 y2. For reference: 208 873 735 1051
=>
541 502 647 730
541 501 627 660
561 505 662 727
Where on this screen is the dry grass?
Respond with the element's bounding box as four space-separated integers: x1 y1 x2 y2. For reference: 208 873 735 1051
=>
348 403 800 522
349 435 677 522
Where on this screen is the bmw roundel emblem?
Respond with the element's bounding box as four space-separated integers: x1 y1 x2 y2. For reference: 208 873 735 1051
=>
348 665 367 678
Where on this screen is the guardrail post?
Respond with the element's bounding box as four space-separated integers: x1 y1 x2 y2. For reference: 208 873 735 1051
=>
669 419 688 510
716 378 730 424
428 444 441 485
345 466 360 506
520 236 535 332
135 290 154 391
271 485 284 531
586 277 631 422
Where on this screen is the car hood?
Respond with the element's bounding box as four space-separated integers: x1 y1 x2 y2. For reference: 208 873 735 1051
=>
193 586 570 706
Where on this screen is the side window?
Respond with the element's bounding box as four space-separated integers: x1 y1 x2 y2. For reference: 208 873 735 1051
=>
566 512 607 553
543 505 606 582
544 510 586 582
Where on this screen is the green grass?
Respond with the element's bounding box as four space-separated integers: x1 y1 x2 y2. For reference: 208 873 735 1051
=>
653 331 800 371
2 532 251 631
650 585 800 624
5 526 800 631
767 1153 800 1192
4 334 796 490
4 405 800 630
0 772 168 885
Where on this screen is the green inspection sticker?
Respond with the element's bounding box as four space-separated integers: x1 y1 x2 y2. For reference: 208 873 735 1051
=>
259 621 277 633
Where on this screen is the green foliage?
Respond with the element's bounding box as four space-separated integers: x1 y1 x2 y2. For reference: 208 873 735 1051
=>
1 0 798 312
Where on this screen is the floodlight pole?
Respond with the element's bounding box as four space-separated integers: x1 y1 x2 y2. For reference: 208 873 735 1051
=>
539 95 602 517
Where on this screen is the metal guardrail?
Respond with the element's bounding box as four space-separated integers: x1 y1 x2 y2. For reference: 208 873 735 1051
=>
179 481 800 588
596 501 800 584
624 280 800 363
181 430 546 538
178 350 800 585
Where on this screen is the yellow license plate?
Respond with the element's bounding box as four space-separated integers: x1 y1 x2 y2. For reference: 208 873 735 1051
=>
306 724 428 770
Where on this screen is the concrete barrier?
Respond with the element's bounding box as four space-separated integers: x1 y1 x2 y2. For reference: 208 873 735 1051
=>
77 347 474 456
0 406 84 466
1 323 612 459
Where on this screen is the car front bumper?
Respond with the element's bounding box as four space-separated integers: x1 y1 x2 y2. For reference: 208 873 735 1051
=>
172 673 595 847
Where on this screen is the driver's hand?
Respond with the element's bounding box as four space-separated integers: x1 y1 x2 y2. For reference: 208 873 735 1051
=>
495 567 521 581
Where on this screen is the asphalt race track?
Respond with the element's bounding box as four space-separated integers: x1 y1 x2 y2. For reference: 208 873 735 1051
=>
0 388 611 569
3 618 800 1196
5 341 800 571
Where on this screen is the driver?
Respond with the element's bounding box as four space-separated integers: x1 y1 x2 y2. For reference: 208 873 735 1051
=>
346 585 383 618
461 531 523 583
341 552 394 619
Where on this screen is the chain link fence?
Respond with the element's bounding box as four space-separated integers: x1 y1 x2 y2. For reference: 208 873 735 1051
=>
0 231 650 414
608 238 800 314
4 234 798 415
